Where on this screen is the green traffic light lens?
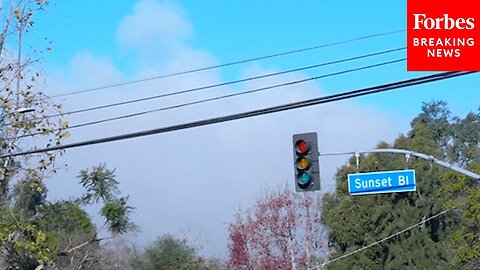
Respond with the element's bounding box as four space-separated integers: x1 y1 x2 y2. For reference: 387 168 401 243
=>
297 172 311 189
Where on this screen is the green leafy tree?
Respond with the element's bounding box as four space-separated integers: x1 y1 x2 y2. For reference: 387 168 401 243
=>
131 235 225 270
50 164 136 270
132 235 200 270
39 201 98 269
321 101 479 269
0 163 135 269
77 163 136 235
441 110 480 269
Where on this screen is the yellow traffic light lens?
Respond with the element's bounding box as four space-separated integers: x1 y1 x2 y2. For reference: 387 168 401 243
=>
296 157 310 170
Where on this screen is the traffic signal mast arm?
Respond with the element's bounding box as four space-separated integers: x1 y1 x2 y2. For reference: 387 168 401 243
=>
319 148 480 180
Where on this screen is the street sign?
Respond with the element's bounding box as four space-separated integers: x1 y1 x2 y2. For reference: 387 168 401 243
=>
348 169 416 195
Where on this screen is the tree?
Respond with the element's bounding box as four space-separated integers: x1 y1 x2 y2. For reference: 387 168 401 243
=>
1 2 137 269
50 163 136 270
131 234 217 270
94 237 137 270
95 236 227 270
1 0 67 181
77 163 136 236
1 1 69 267
441 110 480 269
321 101 480 269
227 187 326 270
38 201 98 269
0 162 135 269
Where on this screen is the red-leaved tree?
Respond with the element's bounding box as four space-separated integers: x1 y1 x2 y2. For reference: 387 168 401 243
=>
227 187 326 270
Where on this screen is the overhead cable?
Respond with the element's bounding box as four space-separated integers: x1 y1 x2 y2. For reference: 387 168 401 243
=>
49 29 405 98
308 208 452 269
17 57 406 139
1 71 475 158
38 47 406 121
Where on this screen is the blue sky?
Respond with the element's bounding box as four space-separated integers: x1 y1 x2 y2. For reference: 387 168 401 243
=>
35 1 478 118
19 0 480 257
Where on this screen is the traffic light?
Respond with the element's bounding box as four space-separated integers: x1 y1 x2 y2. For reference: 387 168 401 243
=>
293 132 320 192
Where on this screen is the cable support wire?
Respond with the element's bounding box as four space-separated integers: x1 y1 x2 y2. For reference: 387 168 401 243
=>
1 71 475 159
25 47 405 123
16 57 406 139
49 29 405 98
308 208 452 269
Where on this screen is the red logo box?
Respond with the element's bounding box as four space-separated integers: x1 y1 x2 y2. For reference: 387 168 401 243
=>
407 0 480 71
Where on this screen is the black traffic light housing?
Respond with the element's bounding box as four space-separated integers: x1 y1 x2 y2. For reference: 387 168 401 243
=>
293 132 320 192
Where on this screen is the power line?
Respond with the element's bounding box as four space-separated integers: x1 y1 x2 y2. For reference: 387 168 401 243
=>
1 71 475 158
18 57 406 139
309 208 452 269
38 47 406 121
49 29 405 98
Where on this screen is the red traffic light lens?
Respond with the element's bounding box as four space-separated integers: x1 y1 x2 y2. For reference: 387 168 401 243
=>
295 139 309 154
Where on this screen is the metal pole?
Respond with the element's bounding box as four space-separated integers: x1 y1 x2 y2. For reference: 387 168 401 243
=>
319 148 480 180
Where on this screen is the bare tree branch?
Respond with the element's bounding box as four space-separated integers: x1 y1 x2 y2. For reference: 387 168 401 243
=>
58 220 108 256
